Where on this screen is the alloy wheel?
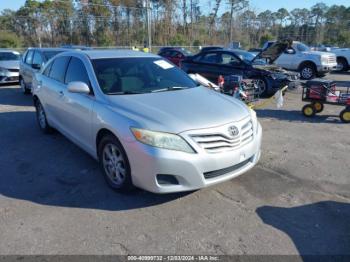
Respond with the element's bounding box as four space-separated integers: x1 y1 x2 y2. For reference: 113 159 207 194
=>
102 143 127 186
255 79 266 95
301 67 313 79
37 102 47 129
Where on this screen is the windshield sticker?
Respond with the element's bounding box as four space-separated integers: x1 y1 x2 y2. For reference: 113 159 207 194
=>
154 60 174 69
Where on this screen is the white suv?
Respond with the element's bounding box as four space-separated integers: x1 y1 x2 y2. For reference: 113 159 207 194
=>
263 41 337 80
330 48 350 72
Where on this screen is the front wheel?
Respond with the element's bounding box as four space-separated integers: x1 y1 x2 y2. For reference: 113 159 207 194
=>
337 58 349 72
254 78 268 97
98 135 134 192
300 64 316 80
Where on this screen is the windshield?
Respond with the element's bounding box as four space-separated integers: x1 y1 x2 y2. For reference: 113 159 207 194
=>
296 43 310 52
233 50 266 65
43 51 63 60
0 52 20 61
92 57 197 95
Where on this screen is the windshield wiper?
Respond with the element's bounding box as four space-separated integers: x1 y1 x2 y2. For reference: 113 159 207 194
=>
107 91 144 95
151 86 187 93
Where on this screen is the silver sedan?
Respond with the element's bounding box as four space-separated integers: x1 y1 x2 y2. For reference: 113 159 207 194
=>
32 50 262 193
0 50 20 84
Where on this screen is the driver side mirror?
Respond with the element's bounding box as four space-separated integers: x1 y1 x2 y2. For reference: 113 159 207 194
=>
67 81 90 94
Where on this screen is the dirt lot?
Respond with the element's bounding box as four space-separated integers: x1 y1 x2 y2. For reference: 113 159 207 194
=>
0 72 349 257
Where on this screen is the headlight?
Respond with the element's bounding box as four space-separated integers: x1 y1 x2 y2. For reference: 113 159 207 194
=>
321 56 329 64
250 108 258 134
270 73 287 80
131 128 195 153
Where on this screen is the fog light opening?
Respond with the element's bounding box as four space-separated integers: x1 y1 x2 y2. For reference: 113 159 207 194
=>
156 174 179 186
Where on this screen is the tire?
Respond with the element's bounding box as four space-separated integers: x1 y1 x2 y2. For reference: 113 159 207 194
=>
302 104 316 117
254 78 268 97
35 99 53 134
300 63 316 80
340 109 350 123
337 57 349 72
312 102 324 113
98 135 134 192
20 78 30 95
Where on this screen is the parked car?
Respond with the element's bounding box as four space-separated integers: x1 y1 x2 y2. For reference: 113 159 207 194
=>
158 47 192 67
329 48 350 72
19 47 66 94
263 41 337 80
180 41 300 96
0 50 21 84
61 45 93 50
199 46 224 53
32 50 262 193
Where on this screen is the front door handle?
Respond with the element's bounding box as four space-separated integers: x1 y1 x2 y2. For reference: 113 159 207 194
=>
59 91 64 97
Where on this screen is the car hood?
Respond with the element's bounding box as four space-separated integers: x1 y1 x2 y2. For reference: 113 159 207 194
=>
301 51 334 57
253 39 292 64
0 60 19 70
106 86 250 134
252 64 300 76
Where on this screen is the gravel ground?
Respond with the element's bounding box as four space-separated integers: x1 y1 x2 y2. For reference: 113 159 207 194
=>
0 72 349 257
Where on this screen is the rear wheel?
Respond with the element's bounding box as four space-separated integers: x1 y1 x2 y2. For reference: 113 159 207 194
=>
98 135 134 192
302 104 316 117
35 99 53 133
20 78 30 95
312 102 324 113
340 109 350 123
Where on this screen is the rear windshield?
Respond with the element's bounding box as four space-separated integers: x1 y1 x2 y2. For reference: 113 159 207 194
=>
0 52 20 61
92 57 197 95
43 51 63 60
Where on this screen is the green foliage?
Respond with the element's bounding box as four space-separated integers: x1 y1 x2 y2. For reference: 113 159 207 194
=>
169 34 188 46
260 33 274 46
0 0 349 48
193 39 201 46
0 32 22 48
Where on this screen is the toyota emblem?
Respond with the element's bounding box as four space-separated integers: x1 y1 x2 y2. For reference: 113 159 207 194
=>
228 126 239 137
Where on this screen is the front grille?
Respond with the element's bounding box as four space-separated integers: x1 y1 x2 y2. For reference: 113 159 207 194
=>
328 56 336 64
190 119 254 154
203 157 253 179
8 69 19 72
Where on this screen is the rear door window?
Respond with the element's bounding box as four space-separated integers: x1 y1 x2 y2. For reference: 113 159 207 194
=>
49 56 70 83
198 53 218 64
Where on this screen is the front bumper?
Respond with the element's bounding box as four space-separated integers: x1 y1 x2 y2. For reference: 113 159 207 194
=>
0 71 19 83
317 63 338 73
123 122 262 193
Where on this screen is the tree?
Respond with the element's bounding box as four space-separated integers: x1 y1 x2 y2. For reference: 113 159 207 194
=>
227 0 248 42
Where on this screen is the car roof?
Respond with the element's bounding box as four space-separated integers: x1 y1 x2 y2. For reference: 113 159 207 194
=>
0 49 20 53
27 47 68 52
73 49 159 59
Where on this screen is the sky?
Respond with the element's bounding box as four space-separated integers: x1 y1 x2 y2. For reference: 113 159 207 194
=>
1 0 349 13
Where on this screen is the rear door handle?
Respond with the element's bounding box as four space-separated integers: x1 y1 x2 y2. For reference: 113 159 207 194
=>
59 91 64 97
